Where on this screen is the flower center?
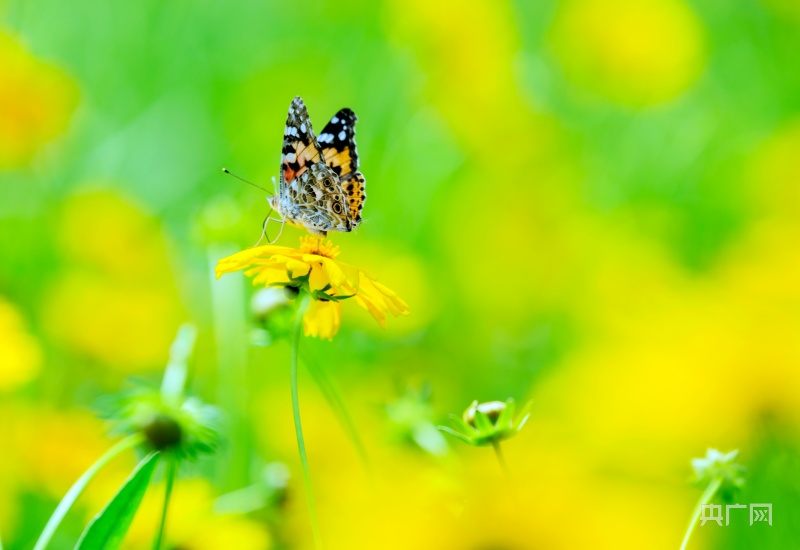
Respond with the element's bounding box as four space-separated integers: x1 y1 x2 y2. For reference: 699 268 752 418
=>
299 236 340 259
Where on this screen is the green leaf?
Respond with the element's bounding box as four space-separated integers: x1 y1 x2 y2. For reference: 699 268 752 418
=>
75 452 160 550
515 401 533 432
473 410 495 434
437 426 474 445
447 414 476 436
496 400 516 431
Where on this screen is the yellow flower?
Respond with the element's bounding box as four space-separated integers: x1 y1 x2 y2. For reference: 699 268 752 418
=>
216 237 409 339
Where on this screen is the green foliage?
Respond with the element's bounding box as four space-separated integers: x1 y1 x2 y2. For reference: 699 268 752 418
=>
75 452 160 550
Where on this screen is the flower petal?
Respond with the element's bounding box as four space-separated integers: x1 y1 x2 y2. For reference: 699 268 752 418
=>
319 257 347 289
307 261 330 292
250 266 292 287
270 255 310 279
215 245 300 278
303 300 342 340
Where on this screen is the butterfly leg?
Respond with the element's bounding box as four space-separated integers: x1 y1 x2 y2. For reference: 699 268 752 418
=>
250 214 270 248
251 211 284 248
268 216 287 245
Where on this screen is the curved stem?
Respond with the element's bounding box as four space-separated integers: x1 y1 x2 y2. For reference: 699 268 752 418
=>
679 477 722 550
291 295 324 549
34 434 143 550
152 457 177 550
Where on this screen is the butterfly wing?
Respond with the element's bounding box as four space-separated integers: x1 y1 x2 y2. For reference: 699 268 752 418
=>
280 96 323 192
318 108 366 228
277 97 355 235
286 161 351 235
318 108 359 179
343 172 366 227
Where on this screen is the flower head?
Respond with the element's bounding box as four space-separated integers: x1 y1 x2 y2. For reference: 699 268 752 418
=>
216 236 409 339
100 386 220 460
439 399 531 446
691 448 745 499
99 324 220 460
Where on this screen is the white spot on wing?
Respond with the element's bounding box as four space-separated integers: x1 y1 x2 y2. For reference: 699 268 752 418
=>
319 133 333 143
331 116 339 123
300 123 307 133
285 152 296 162
338 130 346 140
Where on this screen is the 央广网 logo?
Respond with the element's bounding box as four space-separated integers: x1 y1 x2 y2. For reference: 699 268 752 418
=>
699 503 772 527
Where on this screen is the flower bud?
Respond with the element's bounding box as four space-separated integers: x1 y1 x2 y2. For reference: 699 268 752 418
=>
463 400 507 427
439 398 531 447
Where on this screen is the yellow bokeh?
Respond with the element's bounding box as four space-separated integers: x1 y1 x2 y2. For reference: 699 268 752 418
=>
0 30 77 167
551 0 706 106
123 478 272 550
387 0 542 151
0 297 42 391
342 239 433 334
747 118 800 218
43 191 185 372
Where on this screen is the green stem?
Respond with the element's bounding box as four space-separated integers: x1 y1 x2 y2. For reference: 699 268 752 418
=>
291 295 324 549
209 246 250 491
679 477 723 550
492 441 511 480
33 434 143 550
492 441 518 506
152 457 177 550
301 350 371 475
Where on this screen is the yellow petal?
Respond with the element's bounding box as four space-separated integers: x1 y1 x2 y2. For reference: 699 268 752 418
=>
215 245 298 278
307 261 330 292
270 255 310 279
335 260 367 288
303 300 342 340
319 257 347 289
371 279 410 316
355 275 408 320
251 266 291 287
354 294 387 329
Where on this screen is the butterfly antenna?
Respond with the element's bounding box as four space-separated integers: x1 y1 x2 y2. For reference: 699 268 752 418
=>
222 168 272 195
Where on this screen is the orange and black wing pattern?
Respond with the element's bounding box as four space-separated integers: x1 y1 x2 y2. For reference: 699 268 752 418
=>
280 96 323 190
318 108 366 227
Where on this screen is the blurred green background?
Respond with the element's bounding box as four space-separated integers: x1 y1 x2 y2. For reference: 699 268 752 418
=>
2 0 800 548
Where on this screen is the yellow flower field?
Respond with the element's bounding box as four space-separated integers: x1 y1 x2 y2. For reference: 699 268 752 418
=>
1 0 798 549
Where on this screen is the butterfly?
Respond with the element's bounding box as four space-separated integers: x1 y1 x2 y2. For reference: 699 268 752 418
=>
268 96 366 238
